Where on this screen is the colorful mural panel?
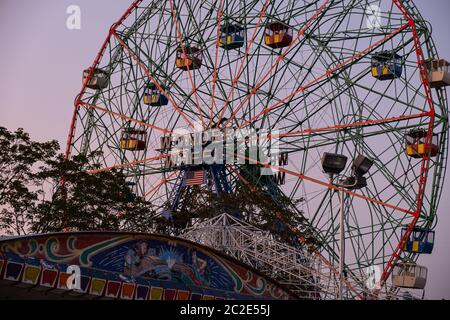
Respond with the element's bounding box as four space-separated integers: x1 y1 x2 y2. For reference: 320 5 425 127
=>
0 232 297 300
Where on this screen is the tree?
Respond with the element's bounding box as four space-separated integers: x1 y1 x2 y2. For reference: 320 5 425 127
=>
0 127 159 235
0 127 59 234
0 126 319 248
31 153 159 233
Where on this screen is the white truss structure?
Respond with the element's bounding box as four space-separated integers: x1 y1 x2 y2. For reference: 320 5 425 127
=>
181 212 344 299
181 213 422 300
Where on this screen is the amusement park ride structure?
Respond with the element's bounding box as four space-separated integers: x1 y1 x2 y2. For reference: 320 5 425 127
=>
182 212 425 300
63 0 449 299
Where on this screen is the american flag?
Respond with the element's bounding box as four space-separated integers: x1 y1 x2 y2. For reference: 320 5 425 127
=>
185 170 206 186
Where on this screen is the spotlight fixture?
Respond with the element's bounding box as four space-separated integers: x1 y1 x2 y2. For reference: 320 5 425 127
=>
321 153 348 175
352 155 374 177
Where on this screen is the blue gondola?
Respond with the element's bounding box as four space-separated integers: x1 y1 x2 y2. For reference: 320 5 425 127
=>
219 23 244 50
125 181 137 202
402 227 435 254
143 84 168 106
371 51 403 80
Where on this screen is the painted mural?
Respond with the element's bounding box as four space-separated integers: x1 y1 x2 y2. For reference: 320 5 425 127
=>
0 232 297 300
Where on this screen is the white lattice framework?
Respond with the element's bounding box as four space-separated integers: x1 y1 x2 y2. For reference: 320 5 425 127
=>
181 213 344 299
181 213 423 300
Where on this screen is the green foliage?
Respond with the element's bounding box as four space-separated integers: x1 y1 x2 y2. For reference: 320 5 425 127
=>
0 127 59 234
31 153 158 233
0 127 157 235
0 127 316 250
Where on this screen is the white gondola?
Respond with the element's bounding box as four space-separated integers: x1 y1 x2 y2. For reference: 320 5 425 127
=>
426 59 450 88
83 67 109 90
392 263 427 289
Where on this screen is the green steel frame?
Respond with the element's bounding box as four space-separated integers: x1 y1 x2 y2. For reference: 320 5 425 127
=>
66 0 449 298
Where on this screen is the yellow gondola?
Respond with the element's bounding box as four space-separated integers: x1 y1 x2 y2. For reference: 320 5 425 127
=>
405 129 438 158
175 46 202 71
264 22 293 49
120 129 147 151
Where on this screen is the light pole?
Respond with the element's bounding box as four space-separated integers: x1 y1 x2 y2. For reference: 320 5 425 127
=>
321 153 374 300
339 185 345 300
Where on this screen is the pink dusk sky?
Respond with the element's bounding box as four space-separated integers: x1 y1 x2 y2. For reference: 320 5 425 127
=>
0 0 449 299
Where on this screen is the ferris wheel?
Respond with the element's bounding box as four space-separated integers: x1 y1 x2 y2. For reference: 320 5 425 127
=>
66 0 449 299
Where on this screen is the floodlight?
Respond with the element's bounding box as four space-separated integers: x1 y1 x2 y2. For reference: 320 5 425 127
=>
321 153 348 175
352 155 374 177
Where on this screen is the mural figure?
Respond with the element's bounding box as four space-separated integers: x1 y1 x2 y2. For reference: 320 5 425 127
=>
191 250 211 285
122 241 216 287
124 241 165 278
